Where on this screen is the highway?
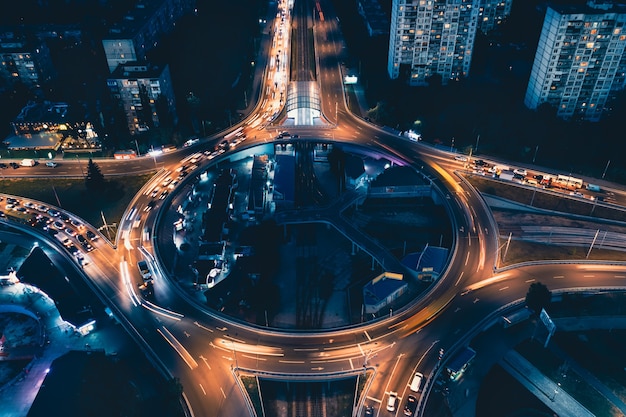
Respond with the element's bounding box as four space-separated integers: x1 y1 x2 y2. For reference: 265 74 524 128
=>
1 0 626 416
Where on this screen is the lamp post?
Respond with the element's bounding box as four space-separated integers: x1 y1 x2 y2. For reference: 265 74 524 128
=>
602 159 610 179
75 154 84 177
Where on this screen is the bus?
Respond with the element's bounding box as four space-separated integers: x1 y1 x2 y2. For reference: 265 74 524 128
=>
553 174 583 190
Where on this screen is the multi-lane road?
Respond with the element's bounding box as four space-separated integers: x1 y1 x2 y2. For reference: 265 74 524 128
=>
2 0 626 416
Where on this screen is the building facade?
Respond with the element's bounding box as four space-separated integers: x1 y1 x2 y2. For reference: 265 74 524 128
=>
524 1 626 121
102 0 196 73
477 0 513 34
387 0 481 86
106 62 177 135
0 36 55 90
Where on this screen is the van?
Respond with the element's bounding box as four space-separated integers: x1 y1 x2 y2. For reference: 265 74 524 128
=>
410 372 423 392
20 159 36 167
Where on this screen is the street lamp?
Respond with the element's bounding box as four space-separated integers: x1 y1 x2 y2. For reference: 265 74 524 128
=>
75 154 84 177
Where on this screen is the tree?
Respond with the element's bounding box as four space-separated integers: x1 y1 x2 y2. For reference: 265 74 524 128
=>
85 158 105 191
525 282 551 315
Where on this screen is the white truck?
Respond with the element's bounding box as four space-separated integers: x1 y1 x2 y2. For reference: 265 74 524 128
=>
20 159 36 167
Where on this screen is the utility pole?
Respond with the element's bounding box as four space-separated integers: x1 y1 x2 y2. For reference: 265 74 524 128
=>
503 232 512 262
75 154 84 177
100 211 112 241
586 229 600 259
602 159 611 179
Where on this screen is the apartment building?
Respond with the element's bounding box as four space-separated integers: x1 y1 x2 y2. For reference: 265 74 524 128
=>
106 62 177 135
387 0 482 86
477 0 513 34
102 0 195 73
0 35 55 90
524 1 626 121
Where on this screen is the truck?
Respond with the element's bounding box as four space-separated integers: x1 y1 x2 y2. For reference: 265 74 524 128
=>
137 260 153 282
19 158 36 167
586 183 601 192
498 170 515 182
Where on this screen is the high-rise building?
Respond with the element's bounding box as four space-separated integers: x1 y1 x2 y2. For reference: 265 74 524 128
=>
106 62 177 135
524 1 626 121
0 35 55 90
387 0 482 86
477 0 513 34
102 0 195 73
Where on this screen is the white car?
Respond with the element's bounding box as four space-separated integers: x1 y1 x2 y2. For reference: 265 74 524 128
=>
513 168 527 177
387 392 398 412
454 155 468 162
45 161 58 167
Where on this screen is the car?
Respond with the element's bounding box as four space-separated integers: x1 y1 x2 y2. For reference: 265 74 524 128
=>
52 221 65 230
474 159 486 166
77 234 87 244
23 202 36 209
10 162 19 169
364 405 374 416
67 244 80 255
45 161 58 167
0 211 5 218
410 372 423 392
168 179 179 189
70 219 83 229
151 188 160 198
80 241 94 252
36 204 48 212
387 392 398 412
6 198 18 205
47 209 60 217
64 228 77 237
513 168 527 177
61 238 73 248
59 213 71 223
161 177 172 187
404 395 417 416
570 191 584 198
86 230 98 241
144 201 156 212
159 190 169 200
0 163 6 169
14 207 28 213
454 155 468 162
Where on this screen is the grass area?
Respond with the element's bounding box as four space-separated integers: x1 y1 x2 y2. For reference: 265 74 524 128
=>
1 174 154 243
516 339 621 417
498 239 626 267
240 374 263 417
